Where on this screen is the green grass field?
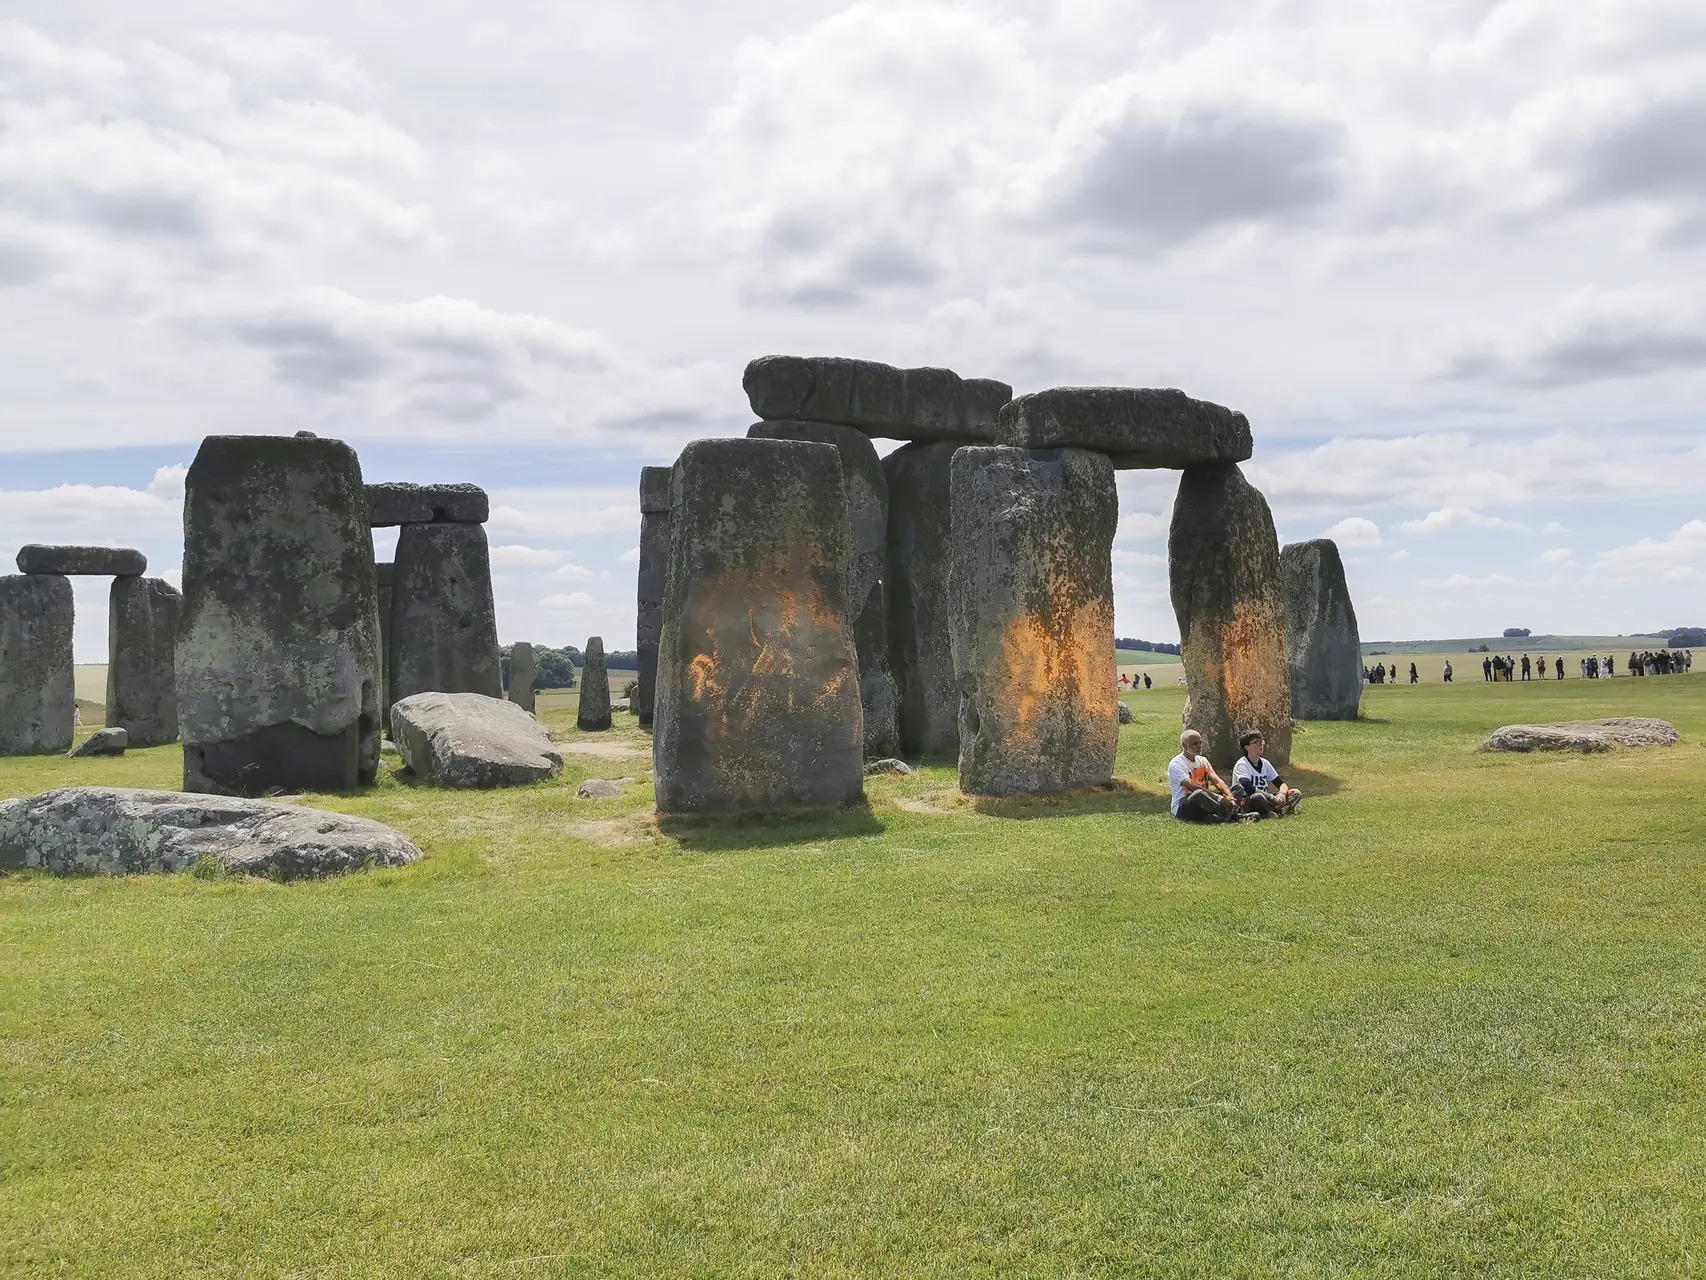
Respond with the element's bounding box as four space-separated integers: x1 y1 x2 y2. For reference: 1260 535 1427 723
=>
4 674 1705 1276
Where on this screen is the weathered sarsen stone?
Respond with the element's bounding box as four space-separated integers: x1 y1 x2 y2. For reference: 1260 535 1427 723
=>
508 641 537 713
178 435 382 795
948 447 1119 796
654 438 864 813
1278 539 1361 720
0 787 422 878
17 544 148 576
1483 717 1679 753
376 560 394 719
389 522 502 713
366 482 489 526
68 727 127 757
884 441 960 757
0 574 75 755
391 692 563 786
107 575 182 747
744 355 1010 443
635 465 672 729
577 636 612 731
749 420 899 756
1169 462 1293 772
997 388 1252 469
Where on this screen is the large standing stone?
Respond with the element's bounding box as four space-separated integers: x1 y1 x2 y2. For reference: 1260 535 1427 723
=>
107 575 181 747
391 692 563 786
635 466 672 729
508 641 537 713
654 438 864 813
365 483 490 526
948 447 1119 796
17 544 147 576
1278 539 1361 720
883 441 960 757
1169 462 1293 772
376 561 394 720
0 574 75 755
389 523 502 714
744 355 1010 444
577 636 612 731
178 435 382 795
997 388 1253 469
0 787 422 878
748 420 899 757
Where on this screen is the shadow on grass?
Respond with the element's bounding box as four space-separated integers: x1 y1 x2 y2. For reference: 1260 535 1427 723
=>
657 802 885 851
1278 765 1345 798
971 778 1173 820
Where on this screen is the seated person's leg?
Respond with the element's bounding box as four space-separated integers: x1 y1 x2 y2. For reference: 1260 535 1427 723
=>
1179 789 1228 822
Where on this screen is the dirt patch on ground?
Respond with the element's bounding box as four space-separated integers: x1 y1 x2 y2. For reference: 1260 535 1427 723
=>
891 789 969 815
566 814 659 847
554 738 652 759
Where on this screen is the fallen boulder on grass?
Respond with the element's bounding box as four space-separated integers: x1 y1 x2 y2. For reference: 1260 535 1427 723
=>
0 787 422 878
68 727 127 757
391 691 564 787
1482 717 1680 753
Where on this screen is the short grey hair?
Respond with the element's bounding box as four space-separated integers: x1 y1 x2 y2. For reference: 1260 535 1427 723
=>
1180 728 1203 748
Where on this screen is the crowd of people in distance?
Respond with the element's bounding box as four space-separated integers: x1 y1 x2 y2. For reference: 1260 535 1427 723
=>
1360 650 1695 684
1168 729 1299 824
1630 650 1691 676
1362 662 1418 685
1118 672 1154 690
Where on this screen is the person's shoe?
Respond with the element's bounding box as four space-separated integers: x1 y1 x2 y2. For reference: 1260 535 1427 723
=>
1236 810 1262 823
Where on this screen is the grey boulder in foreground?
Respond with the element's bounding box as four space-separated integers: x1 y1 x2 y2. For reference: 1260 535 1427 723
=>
0 787 422 878
68 727 127 757
1482 718 1680 753
390 691 564 787
997 388 1253 469
16 544 147 576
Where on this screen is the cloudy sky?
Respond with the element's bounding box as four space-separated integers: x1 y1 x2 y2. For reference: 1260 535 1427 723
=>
4 0 1704 660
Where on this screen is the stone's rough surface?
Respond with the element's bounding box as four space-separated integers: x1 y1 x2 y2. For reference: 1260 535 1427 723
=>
390 692 563 787
635 466 673 728
577 778 622 799
948 447 1120 796
997 388 1253 469
365 482 489 526
389 522 502 714
17 544 146 576
69 727 127 757
1483 718 1680 753
1279 540 1362 721
577 636 612 731
178 436 381 795
106 576 181 747
749 420 899 756
884 442 961 756
508 641 537 713
376 561 394 720
1118 702 1134 725
864 757 915 777
0 787 422 878
0 574 75 755
743 355 1010 443
1169 462 1294 771
654 438 865 813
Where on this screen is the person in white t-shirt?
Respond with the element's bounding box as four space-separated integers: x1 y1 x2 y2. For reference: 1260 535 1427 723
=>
1168 729 1239 822
1231 730 1300 818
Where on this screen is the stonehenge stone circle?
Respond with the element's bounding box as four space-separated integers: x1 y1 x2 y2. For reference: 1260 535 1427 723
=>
577 635 612 732
948 447 1119 796
508 641 537 713
997 389 1253 469
0 573 75 755
178 435 382 795
16 544 147 577
883 441 961 757
0 787 422 878
69 727 127 757
1278 539 1362 720
1169 461 1293 772
744 355 1011 443
653 438 864 813
107 575 182 747
635 465 672 729
748 419 899 757
391 692 563 786
366 482 490 526
389 522 502 714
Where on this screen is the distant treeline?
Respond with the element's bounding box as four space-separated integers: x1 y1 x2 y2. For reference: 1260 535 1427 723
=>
1663 627 1705 647
500 644 642 689
1116 637 1181 655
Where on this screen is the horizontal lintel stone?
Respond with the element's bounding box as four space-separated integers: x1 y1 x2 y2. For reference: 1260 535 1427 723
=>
366 482 490 526
16 544 146 576
997 387 1252 469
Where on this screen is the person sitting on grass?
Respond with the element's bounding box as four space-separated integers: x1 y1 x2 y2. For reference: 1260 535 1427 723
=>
1231 730 1301 818
1169 729 1240 823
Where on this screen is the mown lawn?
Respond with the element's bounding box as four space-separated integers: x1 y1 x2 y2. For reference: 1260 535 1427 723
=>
3 676 1704 1277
